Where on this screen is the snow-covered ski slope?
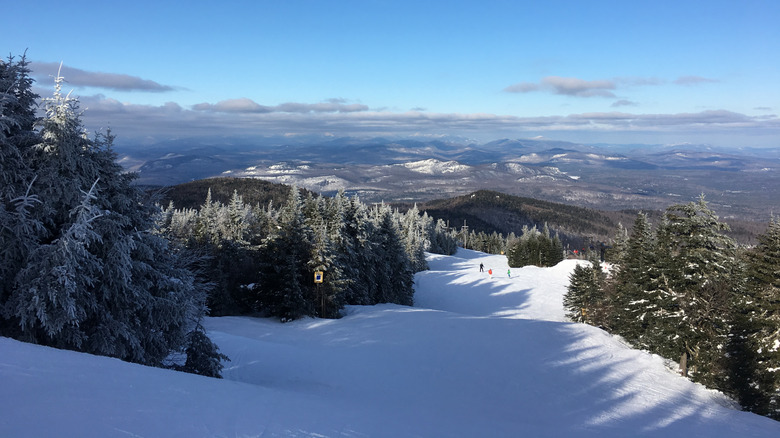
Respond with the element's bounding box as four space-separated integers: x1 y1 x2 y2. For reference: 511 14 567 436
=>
2 249 779 437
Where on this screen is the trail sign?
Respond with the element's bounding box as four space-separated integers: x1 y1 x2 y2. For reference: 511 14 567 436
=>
314 271 324 283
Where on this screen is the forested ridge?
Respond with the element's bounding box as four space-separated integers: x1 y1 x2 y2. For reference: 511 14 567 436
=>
155 177 296 210
411 189 761 247
415 189 645 247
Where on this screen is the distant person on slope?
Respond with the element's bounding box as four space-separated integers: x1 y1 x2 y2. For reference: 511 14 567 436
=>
479 263 484 272
507 269 511 278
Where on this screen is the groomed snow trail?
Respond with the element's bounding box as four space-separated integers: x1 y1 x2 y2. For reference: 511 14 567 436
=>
1 249 779 437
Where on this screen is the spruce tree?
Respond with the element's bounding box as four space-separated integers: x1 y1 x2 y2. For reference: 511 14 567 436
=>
0 54 42 330
254 187 313 321
426 218 456 255
341 195 378 305
371 205 414 306
548 232 564 266
309 222 347 318
563 256 607 325
0 53 38 184
609 212 659 349
653 196 739 383
11 181 103 347
306 194 348 318
736 218 780 418
400 204 429 272
2 68 221 372
508 225 562 267
179 324 230 378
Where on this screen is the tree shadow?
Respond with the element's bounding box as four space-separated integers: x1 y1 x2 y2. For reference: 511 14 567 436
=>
414 270 534 318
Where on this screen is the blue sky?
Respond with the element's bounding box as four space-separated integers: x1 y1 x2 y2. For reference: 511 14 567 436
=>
4 0 780 147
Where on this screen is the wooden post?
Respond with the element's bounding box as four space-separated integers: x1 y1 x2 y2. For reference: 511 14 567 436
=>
314 271 324 317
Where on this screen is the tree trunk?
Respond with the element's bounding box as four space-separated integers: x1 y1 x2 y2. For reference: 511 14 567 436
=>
680 352 688 377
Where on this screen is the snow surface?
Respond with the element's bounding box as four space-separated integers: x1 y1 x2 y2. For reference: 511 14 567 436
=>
3 249 780 437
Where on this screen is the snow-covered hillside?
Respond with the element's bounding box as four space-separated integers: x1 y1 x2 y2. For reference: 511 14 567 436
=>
400 158 471 174
2 250 779 437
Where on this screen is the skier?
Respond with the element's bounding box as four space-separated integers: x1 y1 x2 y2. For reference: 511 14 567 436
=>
507 268 511 278
479 263 484 272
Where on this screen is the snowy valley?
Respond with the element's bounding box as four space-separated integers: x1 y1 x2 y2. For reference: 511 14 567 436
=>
3 250 779 437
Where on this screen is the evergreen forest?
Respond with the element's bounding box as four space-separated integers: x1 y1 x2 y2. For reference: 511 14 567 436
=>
159 189 458 320
563 199 780 420
453 222 564 268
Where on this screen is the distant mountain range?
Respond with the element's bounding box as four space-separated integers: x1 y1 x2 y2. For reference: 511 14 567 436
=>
120 136 780 223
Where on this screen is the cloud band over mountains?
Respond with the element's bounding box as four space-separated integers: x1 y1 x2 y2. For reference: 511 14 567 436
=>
75 92 779 144
24 63 775 146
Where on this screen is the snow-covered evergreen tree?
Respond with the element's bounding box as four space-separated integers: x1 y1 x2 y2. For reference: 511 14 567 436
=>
179 324 230 378
0 54 42 335
564 198 775 418
653 196 739 383
0 53 38 178
254 186 314 321
308 221 347 318
340 194 378 306
507 224 563 267
224 190 251 243
10 181 103 347
1 67 222 373
736 218 780 419
609 212 660 349
429 218 458 255
370 205 414 306
194 188 223 245
400 204 429 272
563 257 607 325
305 193 348 318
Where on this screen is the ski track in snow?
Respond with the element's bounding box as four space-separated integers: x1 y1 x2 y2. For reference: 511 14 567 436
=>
2 249 780 437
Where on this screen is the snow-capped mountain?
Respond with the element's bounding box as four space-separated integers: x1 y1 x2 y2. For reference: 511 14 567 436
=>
400 159 471 174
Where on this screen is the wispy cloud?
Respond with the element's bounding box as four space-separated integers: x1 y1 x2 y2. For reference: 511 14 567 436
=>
503 82 542 93
611 99 638 108
505 76 617 98
192 98 369 114
506 74 716 99
544 76 616 97
274 102 369 113
673 75 719 86
29 62 176 92
615 76 664 87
